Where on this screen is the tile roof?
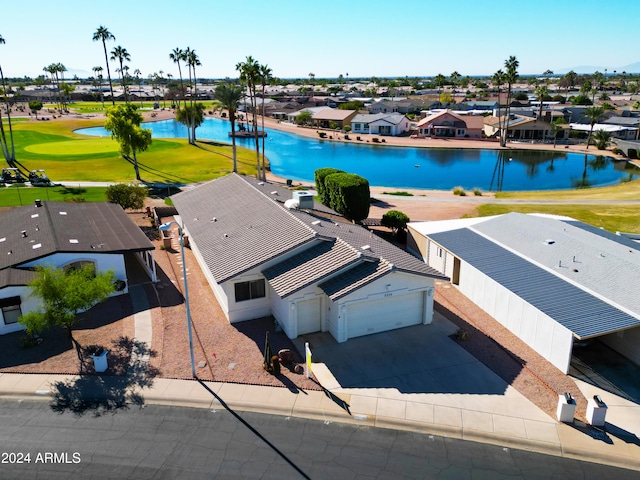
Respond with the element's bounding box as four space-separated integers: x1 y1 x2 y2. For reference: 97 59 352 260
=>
0 202 154 271
0 267 38 289
172 174 446 297
311 109 357 121
262 238 362 298
171 174 318 283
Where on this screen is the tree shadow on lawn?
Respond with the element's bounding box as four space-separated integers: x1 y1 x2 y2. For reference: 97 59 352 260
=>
50 338 159 417
122 155 196 185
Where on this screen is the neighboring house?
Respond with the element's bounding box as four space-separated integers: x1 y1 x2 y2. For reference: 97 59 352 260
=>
484 115 553 141
311 108 358 129
407 213 640 373
458 100 499 111
171 174 446 343
416 110 484 138
286 106 332 124
351 113 411 136
0 201 156 335
569 122 638 141
368 100 417 114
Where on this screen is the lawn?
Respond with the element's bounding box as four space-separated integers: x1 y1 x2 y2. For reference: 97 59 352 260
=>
3 115 257 183
474 203 640 233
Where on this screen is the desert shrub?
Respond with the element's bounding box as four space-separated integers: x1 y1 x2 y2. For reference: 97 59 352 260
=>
452 186 466 196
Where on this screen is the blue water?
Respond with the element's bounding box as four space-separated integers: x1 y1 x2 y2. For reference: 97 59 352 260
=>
77 118 638 191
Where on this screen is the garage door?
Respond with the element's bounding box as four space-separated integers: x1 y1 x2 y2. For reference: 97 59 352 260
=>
346 292 424 339
297 297 321 335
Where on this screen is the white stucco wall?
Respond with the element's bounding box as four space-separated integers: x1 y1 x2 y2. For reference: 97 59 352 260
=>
270 283 327 340
0 286 43 335
458 262 574 373
20 253 128 294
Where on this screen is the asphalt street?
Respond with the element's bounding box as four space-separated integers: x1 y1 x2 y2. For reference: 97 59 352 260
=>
0 399 638 479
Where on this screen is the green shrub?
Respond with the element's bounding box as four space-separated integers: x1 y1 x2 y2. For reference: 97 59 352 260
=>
452 186 466 196
106 183 149 210
344 125 351 133
324 172 370 222
315 168 344 206
381 210 410 232
473 188 483 196
382 191 414 196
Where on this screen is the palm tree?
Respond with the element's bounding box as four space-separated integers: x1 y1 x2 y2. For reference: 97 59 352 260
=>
236 56 261 179
169 47 186 108
214 83 243 173
543 69 554 86
534 85 549 123
56 63 67 110
492 69 505 143
259 64 272 181
92 26 116 105
133 68 142 106
592 129 612 150
186 48 202 143
92 66 104 107
110 46 130 103
0 33 17 163
450 71 461 86
501 55 519 147
584 106 605 150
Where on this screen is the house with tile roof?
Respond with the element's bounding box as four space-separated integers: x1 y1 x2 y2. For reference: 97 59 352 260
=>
171 174 446 342
483 114 553 141
351 113 411 136
311 108 358 129
407 213 640 373
416 110 484 138
0 201 156 335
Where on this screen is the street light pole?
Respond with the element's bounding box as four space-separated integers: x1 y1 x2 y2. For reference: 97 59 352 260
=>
160 221 196 378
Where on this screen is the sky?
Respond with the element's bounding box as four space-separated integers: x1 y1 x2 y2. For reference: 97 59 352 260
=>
1 0 639 81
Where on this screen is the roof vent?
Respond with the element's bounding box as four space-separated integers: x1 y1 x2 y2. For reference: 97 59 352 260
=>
544 239 555 245
59 211 67 215
35 199 42 208
32 243 42 249
69 239 79 244
361 245 371 251
258 182 264 186
312 220 321 225
31 213 39 219
271 191 278 195
0 237 5 243
284 199 299 210
21 230 27 238
211 217 217 222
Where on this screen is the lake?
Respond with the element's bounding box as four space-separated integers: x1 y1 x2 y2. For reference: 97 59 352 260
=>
77 118 638 191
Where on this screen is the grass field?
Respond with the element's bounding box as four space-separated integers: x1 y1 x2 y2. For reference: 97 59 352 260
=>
3 114 257 183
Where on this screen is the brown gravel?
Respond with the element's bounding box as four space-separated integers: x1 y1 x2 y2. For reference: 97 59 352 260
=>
434 282 587 421
149 219 320 391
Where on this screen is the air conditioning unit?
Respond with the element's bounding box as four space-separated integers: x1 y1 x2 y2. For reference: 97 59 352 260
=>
292 191 314 209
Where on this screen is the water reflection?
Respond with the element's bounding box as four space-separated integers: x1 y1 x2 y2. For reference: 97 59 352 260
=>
76 119 640 191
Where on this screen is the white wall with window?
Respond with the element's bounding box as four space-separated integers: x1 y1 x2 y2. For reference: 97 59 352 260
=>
222 273 271 323
20 253 128 295
0 286 42 335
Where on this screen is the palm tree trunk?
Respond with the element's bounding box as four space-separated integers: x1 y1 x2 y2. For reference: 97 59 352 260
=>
261 85 267 181
0 64 16 161
102 41 115 105
132 149 141 180
0 108 10 162
230 113 238 173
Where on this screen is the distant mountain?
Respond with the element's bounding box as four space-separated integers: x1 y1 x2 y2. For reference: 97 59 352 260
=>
555 62 640 75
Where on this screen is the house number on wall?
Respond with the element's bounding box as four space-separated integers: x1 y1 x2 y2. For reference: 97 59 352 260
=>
384 292 393 297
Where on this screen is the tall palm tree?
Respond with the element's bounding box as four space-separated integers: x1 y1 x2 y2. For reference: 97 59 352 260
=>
450 71 461 87
259 64 272 181
214 83 243 173
584 105 605 150
186 48 201 143
236 56 261 179
92 26 116 105
56 63 67 110
133 68 142 106
492 69 505 143
534 85 549 124
502 56 519 147
92 66 105 107
0 33 16 163
110 46 131 103
169 47 186 108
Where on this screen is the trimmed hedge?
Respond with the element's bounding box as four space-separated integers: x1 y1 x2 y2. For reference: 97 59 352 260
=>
314 167 344 205
324 172 370 222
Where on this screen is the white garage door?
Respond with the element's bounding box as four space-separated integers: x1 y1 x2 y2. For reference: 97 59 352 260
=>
297 297 321 335
346 292 424 339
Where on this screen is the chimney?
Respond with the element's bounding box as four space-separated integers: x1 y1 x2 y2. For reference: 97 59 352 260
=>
35 199 42 208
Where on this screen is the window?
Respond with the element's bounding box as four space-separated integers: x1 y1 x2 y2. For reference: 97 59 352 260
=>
0 296 22 325
437 247 443 258
234 279 266 302
65 260 96 274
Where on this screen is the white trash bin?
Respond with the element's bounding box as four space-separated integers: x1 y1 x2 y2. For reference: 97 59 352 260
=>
586 396 607 427
90 349 109 373
557 393 576 423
